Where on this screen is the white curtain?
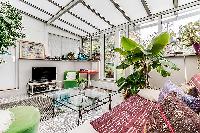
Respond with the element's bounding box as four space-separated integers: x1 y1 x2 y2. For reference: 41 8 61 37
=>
0 48 16 90
48 33 80 57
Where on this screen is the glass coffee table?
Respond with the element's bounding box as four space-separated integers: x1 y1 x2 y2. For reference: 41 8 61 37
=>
45 88 117 125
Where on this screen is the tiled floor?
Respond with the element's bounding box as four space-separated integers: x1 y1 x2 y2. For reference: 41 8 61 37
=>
39 93 124 133
39 106 108 133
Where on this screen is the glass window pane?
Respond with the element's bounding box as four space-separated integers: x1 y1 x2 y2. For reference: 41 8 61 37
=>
91 36 100 60
0 48 16 90
162 12 200 55
140 25 158 46
82 38 91 57
117 30 126 80
105 33 115 78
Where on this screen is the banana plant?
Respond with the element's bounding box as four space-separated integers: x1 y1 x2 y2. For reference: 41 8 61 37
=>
115 32 180 95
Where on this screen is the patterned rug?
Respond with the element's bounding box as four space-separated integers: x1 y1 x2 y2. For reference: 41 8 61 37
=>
39 104 109 133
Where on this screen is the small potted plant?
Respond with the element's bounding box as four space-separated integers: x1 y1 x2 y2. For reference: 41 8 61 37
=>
77 77 87 90
179 21 200 54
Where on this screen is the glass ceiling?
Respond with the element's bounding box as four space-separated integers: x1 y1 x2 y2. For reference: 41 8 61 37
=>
6 0 199 37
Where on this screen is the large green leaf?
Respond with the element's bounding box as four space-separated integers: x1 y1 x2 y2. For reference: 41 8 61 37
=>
114 48 127 56
149 32 170 55
116 62 130 69
156 65 171 77
121 36 140 51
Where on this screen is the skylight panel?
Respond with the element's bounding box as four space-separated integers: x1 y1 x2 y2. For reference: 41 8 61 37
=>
114 0 147 20
70 3 111 30
84 0 128 25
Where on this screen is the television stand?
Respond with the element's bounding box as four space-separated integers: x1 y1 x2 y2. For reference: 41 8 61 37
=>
27 80 62 95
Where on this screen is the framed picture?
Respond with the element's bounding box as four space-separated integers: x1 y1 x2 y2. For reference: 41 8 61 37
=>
19 41 45 59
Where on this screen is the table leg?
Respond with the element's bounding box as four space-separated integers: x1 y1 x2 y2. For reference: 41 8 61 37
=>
52 98 55 118
88 74 91 87
78 106 82 126
109 94 111 110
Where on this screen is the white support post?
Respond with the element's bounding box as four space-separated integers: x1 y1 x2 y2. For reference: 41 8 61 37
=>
114 27 121 81
158 15 162 33
100 34 105 80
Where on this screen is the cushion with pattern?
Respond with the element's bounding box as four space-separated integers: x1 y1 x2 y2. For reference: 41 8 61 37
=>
189 73 200 95
145 93 200 133
158 80 184 102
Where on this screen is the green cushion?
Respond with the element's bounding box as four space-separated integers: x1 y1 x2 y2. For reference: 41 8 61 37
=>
6 106 40 133
63 80 78 89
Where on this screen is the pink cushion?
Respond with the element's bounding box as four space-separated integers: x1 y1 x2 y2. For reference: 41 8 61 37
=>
189 73 200 94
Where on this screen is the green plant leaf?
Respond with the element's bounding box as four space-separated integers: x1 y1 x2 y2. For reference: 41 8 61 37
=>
116 77 126 87
121 36 140 51
156 66 171 77
114 48 127 56
149 32 170 55
116 62 130 69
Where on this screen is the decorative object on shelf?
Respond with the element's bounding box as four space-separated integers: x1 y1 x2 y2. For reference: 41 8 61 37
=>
91 52 100 61
0 2 25 63
115 32 180 96
66 52 75 60
61 55 67 60
179 21 200 54
19 41 45 59
77 52 89 61
45 56 62 61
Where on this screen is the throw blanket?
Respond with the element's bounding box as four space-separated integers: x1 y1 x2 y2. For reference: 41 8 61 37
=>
91 95 156 133
0 110 13 132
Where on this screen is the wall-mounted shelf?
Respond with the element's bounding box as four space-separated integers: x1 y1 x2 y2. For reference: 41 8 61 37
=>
19 58 100 62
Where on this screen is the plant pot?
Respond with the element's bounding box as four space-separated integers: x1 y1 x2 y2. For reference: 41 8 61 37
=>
122 90 130 100
193 43 200 54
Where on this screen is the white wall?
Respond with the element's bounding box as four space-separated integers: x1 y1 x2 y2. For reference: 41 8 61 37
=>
18 60 98 94
0 14 82 96
149 55 199 89
21 14 81 55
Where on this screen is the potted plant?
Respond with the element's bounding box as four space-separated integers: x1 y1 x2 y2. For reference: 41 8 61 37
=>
115 32 180 98
66 52 75 60
77 77 87 90
179 21 200 54
0 2 25 63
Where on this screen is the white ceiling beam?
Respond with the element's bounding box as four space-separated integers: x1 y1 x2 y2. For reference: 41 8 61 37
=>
109 0 131 22
80 0 114 27
141 0 152 16
173 0 179 8
47 0 80 24
173 0 179 15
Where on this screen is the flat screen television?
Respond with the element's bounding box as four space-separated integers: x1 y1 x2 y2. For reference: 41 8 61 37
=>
32 67 56 82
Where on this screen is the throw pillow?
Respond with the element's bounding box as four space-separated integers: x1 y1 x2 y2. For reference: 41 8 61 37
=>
189 73 200 94
69 121 98 133
145 93 200 133
188 87 199 98
158 80 184 102
182 94 200 113
137 89 160 102
0 110 14 133
66 72 76 80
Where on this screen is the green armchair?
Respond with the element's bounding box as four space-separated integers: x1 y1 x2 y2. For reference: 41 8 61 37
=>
63 71 79 89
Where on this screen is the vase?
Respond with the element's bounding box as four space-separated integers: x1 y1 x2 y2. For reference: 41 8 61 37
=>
79 83 86 90
192 43 200 54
